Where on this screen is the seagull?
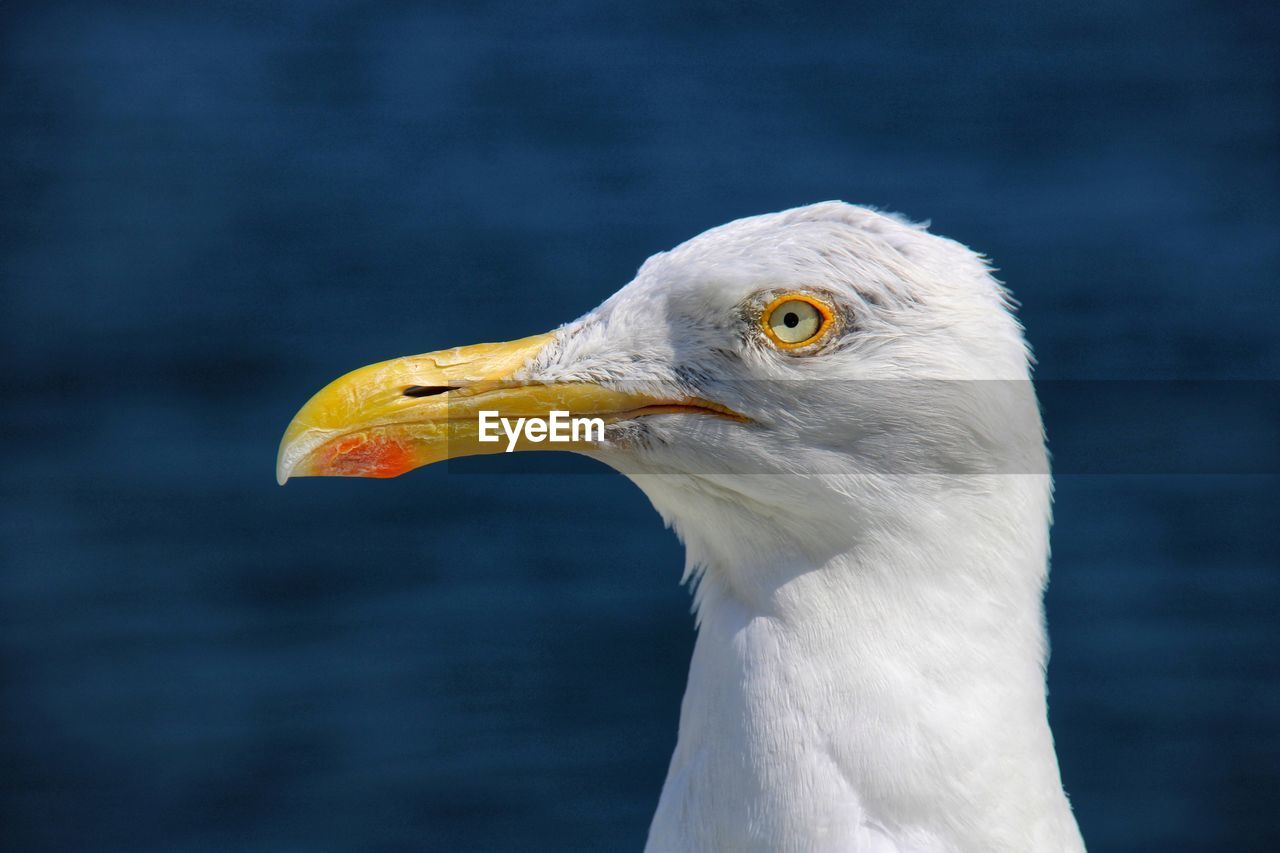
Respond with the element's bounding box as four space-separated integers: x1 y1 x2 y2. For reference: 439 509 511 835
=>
277 202 1085 852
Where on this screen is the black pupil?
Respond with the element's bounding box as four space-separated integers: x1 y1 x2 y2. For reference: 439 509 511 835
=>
783 311 800 329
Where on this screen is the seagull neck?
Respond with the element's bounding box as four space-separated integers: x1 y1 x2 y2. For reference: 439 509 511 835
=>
649 479 1082 850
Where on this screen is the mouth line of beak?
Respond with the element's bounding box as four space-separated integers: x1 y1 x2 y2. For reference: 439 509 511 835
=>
322 392 745 433
426 383 748 424
402 379 746 423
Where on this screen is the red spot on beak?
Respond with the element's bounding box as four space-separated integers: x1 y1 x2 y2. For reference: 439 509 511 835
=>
319 432 415 478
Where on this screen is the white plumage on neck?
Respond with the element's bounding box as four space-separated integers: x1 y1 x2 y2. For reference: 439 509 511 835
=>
634 471 1080 852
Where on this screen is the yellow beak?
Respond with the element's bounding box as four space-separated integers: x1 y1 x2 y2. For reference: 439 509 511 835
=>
276 331 742 484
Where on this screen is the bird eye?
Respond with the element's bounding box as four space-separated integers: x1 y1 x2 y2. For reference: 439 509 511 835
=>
761 295 832 348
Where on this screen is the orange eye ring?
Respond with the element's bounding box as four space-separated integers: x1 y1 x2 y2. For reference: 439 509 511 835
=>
760 292 836 350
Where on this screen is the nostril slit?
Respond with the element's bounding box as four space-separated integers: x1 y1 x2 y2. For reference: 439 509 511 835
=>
403 385 450 398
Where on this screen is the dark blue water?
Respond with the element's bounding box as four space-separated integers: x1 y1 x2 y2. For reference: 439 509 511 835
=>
3 2 1278 850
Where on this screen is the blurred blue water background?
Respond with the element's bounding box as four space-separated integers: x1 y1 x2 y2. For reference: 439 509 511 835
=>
2 2 1278 850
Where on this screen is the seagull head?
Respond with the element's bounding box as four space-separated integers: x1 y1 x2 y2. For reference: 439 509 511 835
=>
278 201 1044 594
